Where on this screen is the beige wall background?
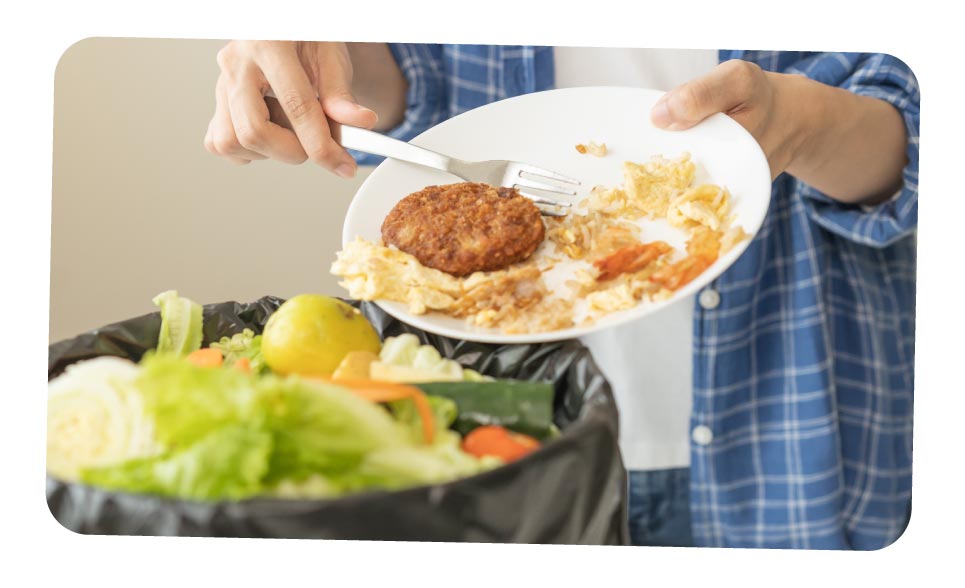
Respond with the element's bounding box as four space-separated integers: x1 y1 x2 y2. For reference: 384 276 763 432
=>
50 37 371 342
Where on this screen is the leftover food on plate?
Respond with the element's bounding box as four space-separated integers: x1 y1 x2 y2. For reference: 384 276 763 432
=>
381 182 545 277
575 141 608 157
332 151 748 334
46 291 556 501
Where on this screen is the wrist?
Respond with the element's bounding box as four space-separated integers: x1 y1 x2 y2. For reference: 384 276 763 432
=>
768 71 821 175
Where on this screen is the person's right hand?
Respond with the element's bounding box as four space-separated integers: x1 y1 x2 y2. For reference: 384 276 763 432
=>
204 41 379 178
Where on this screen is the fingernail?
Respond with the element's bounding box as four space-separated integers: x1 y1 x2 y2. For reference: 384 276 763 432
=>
357 104 379 124
651 96 672 128
335 163 356 179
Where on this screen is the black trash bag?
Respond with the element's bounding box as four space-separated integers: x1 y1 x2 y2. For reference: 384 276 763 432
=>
47 297 629 545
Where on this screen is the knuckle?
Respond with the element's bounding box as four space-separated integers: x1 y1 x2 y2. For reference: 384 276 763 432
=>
233 124 262 150
212 133 239 155
279 91 316 121
250 39 283 53
724 59 762 91
720 58 745 74
305 141 341 166
216 44 236 70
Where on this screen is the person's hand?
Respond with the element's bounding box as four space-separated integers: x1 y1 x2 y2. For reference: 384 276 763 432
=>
649 60 807 181
650 58 907 205
204 41 379 177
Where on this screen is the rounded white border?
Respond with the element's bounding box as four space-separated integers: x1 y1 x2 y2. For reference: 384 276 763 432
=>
8 1 954 587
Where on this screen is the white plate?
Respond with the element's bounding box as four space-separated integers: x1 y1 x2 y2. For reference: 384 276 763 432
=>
341 86 771 344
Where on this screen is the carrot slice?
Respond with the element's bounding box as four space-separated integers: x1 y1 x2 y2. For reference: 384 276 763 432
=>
233 357 251 373
650 254 715 290
461 425 540 462
594 241 673 281
186 348 223 368
316 378 435 445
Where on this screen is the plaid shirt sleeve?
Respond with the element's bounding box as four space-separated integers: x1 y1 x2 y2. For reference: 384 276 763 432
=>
348 44 448 165
787 54 920 248
352 44 554 166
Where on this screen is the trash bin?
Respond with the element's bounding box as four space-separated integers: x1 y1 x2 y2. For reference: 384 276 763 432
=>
47 296 629 544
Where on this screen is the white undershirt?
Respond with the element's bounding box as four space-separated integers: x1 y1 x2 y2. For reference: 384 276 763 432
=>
554 47 718 470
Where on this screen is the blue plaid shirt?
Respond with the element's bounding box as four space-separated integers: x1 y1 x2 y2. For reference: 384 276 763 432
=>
359 46 919 550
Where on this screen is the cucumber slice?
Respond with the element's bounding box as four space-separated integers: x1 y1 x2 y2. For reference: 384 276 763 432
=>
152 290 204 356
413 381 555 440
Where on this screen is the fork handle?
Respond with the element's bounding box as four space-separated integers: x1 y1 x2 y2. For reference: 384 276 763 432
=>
338 125 457 175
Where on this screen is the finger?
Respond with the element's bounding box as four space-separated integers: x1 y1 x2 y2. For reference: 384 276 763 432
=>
265 96 293 131
226 69 309 165
257 47 358 175
314 49 379 130
205 119 250 165
651 60 762 130
209 75 266 162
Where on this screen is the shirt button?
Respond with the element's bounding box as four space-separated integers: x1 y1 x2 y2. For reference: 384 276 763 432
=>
692 425 714 445
699 289 721 310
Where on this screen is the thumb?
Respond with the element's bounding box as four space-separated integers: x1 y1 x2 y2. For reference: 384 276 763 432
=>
650 59 765 131
650 84 713 131
651 60 760 131
320 84 379 129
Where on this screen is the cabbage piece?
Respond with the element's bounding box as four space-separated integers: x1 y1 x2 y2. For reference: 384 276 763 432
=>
377 334 492 382
81 424 272 501
152 290 203 356
210 328 267 373
46 357 160 481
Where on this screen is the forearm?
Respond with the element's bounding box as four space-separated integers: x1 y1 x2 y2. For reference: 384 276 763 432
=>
780 72 908 206
347 43 407 132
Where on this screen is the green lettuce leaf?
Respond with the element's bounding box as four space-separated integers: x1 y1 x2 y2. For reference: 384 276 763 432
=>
78 351 502 500
345 437 502 491
81 424 272 500
258 375 411 484
136 355 262 448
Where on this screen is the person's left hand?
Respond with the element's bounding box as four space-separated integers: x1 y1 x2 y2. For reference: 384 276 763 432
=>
650 59 808 180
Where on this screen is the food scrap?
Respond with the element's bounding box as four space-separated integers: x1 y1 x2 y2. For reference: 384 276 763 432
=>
332 151 748 333
381 182 545 277
46 291 553 502
576 141 608 157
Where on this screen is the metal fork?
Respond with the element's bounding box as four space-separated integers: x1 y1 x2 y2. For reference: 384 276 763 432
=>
338 125 579 216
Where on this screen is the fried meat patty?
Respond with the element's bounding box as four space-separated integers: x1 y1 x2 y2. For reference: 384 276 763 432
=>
381 182 545 277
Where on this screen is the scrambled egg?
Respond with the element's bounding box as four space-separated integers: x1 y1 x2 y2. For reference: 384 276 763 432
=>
332 238 562 331
587 284 637 313
331 237 462 315
666 184 732 231
621 153 696 218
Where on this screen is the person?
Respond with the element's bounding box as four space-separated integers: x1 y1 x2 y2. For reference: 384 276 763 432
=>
204 42 919 550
